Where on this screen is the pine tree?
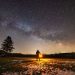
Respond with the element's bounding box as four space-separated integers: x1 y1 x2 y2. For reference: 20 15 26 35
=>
1 36 14 53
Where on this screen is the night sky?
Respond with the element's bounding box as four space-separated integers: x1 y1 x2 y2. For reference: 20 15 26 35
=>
0 0 75 54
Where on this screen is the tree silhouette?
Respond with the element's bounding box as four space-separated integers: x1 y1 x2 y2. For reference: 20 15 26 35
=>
1 36 14 53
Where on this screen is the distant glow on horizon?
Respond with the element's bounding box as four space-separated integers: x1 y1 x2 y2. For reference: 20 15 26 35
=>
13 38 75 54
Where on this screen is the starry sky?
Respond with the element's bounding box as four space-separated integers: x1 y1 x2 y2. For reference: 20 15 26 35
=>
0 0 75 54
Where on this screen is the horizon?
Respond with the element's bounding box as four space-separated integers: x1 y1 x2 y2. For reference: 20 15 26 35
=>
11 51 75 55
11 50 75 55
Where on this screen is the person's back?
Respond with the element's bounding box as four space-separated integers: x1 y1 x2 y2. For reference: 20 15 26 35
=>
36 50 40 60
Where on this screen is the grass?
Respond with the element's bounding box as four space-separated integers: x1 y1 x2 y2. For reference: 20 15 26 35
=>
0 57 75 74
0 57 24 73
0 57 13 63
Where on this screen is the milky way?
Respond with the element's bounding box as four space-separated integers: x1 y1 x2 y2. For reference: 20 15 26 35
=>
0 0 75 54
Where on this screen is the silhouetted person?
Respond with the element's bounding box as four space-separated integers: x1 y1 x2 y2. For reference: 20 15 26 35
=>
36 50 40 60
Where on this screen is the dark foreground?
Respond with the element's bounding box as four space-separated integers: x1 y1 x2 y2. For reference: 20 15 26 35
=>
0 58 75 75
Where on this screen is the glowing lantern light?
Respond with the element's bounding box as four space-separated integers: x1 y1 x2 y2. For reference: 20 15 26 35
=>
39 53 43 58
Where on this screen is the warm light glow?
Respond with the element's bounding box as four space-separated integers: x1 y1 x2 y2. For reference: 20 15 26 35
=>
39 53 43 58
